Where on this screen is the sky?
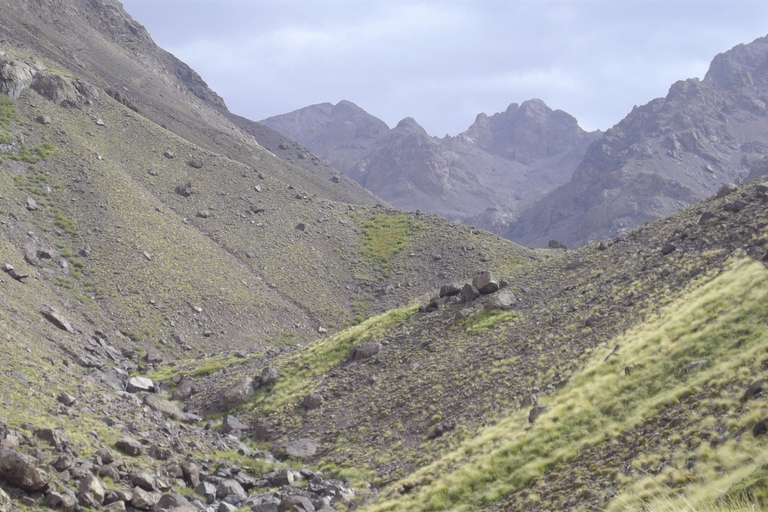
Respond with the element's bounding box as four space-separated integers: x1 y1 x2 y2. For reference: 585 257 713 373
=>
119 0 768 137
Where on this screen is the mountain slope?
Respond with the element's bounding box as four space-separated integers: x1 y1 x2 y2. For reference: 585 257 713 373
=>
507 34 768 248
261 99 598 234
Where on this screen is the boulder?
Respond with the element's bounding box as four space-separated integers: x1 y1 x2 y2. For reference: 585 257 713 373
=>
195 482 217 504
188 157 204 169
171 376 196 401
58 392 77 406
131 487 160 510
302 393 324 409
143 394 188 422
284 438 319 459
472 271 499 294
131 471 156 491
126 376 154 393
153 493 197 512
260 367 279 387
0 449 51 490
0 59 37 98
483 289 516 310
548 239 568 249
78 474 105 508
221 415 249 433
41 306 74 333
175 182 193 197
216 479 246 501
346 342 381 362
439 282 462 297
219 376 254 410
460 283 480 303
716 183 738 197
279 495 315 512
528 406 548 424
35 427 68 448
115 437 143 456
181 461 200 487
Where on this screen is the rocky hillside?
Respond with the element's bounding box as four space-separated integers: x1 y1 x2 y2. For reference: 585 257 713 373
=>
0 2 767 512
507 34 768 248
261 99 598 234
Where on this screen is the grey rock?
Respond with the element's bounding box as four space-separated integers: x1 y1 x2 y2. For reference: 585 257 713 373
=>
127 376 155 393
189 157 204 169
742 379 766 403
98 464 121 482
221 415 249 433
0 448 51 490
78 474 105 508
483 289 516 310
181 461 200 487
439 282 462 297
41 306 74 333
58 391 77 406
26 197 37 211
35 427 68 448
460 283 480 303
195 482 217 504
284 438 319 459
104 501 127 512
219 376 254 410
143 394 188 422
716 183 738 197
153 493 197 512
548 239 568 249
95 447 115 464
131 471 156 491
175 181 193 197
115 437 144 456
218 502 237 512
216 479 246 501
279 495 315 512
260 367 279 387
661 242 676 256
681 359 709 373
528 406 549 424
0 486 11 512
302 393 324 409
472 271 499 294
131 487 161 510
346 342 381 362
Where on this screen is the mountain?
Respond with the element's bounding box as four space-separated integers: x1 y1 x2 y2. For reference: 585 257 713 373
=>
0 2 768 512
261 99 599 234
507 35 768 248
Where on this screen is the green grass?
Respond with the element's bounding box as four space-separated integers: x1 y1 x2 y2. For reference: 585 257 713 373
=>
249 303 419 413
366 257 768 511
459 309 518 336
358 214 418 276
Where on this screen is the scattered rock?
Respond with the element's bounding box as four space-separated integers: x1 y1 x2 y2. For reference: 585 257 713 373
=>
753 417 768 437
188 157 204 169
742 379 765 403
196 210 210 218
295 223 306 231
528 406 549 424
143 394 189 422
195 482 217 504
163 150 174 159
58 391 76 406
439 282 462 297
483 289 516 310
78 474 105 508
680 359 709 373
26 197 38 211
131 486 160 510
153 493 197 512
41 306 74 333
661 242 676 256
460 283 480 303
131 471 156 491
302 393 324 409
716 183 738 197
279 495 315 512
219 376 254 410
284 438 319 459
426 422 454 439
221 415 249 433
259 367 279 387
548 239 568 250
216 479 246 502
126 376 154 393
175 182 193 197
34 427 68 448
472 271 499 294
521 394 537 407
0 449 51 491
346 342 381 362
115 437 143 457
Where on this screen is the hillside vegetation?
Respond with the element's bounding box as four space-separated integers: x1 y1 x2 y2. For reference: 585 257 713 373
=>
1 2 768 512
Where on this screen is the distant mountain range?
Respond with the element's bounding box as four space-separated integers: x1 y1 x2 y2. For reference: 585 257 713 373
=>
261 98 599 235
263 36 768 248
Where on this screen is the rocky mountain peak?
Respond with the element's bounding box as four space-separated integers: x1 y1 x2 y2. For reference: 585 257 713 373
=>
704 34 768 88
393 116 428 135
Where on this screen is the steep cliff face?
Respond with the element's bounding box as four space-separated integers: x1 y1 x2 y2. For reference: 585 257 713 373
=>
507 35 768 248
262 98 598 232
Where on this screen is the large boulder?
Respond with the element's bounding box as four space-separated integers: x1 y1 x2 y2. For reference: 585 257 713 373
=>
115 437 144 457
346 342 381 362
439 282 462 297
153 493 197 512
259 367 279 387
301 393 324 409
78 474 105 508
278 495 315 512
0 449 51 490
143 395 188 422
131 487 161 510
472 271 499 294
483 289 516 310
0 59 38 98
219 376 254 410
126 376 155 393
284 438 319 459
460 283 480 303
216 480 246 502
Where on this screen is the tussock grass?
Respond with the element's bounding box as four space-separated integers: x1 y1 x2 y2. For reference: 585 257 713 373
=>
366 257 768 511
250 304 419 412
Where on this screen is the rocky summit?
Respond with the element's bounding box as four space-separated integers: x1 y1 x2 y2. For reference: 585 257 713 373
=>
0 1 767 512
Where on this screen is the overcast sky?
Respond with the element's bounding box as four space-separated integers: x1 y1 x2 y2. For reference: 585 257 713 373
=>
119 0 768 136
